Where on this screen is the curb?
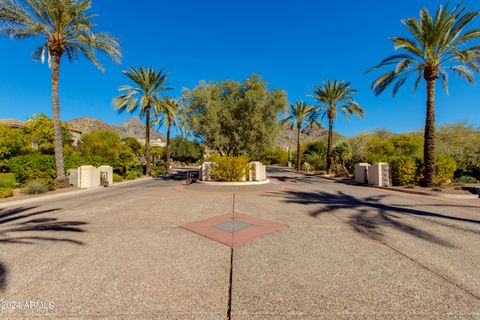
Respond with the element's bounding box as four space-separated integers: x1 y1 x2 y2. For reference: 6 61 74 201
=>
0 177 153 209
294 171 479 200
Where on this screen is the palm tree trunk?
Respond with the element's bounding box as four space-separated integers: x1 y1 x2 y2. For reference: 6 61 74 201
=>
166 118 171 173
51 53 65 183
145 107 152 176
296 123 301 172
423 79 436 187
326 117 334 174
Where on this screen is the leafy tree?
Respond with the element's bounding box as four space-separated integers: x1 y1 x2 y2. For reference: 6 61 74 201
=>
436 123 480 174
153 97 183 171
79 130 122 163
282 101 320 172
0 125 30 161
169 136 204 164
113 67 170 175
260 147 289 166
183 75 286 157
313 80 364 174
121 137 144 157
368 2 480 186
116 150 136 178
303 141 327 171
25 113 73 154
0 0 122 184
332 142 352 175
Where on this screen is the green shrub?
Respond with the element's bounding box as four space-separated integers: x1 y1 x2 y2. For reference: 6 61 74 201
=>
303 142 327 170
151 165 168 176
260 147 289 166
113 173 123 183
22 180 49 195
210 155 250 182
0 187 13 199
7 155 56 185
126 171 140 180
435 155 457 186
65 155 106 169
170 137 204 164
0 173 17 188
455 175 479 184
389 156 420 186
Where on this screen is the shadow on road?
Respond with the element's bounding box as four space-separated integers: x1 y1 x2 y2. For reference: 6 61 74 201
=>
273 190 480 248
0 206 88 291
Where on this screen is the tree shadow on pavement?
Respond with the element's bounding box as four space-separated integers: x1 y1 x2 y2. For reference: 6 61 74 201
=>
0 206 88 291
274 190 480 248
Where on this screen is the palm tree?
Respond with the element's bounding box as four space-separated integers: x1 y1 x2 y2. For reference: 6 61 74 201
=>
0 0 122 186
153 97 183 172
368 3 480 187
312 80 364 174
282 101 320 172
113 67 169 176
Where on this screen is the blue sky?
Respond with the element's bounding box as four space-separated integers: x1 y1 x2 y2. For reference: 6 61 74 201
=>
0 0 479 137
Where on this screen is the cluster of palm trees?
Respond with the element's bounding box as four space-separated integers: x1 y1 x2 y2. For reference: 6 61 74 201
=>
283 81 364 174
285 2 480 187
1 1 479 187
112 67 183 176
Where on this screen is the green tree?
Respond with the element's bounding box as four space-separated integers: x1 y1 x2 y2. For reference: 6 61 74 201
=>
0 125 30 161
0 0 122 185
332 142 352 176
368 2 480 186
169 136 204 164
79 130 122 163
116 150 136 178
25 113 72 154
183 75 286 157
113 67 169 176
436 123 480 175
303 141 327 171
282 101 320 172
153 97 183 172
313 80 364 174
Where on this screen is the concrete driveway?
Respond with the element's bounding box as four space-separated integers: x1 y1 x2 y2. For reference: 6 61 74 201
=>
0 169 479 319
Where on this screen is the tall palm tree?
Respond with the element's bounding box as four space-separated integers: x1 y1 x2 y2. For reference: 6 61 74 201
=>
153 97 183 172
368 2 480 187
312 80 364 174
0 0 122 186
282 101 320 172
113 67 169 176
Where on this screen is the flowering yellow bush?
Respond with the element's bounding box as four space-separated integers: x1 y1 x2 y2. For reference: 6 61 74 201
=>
209 155 250 182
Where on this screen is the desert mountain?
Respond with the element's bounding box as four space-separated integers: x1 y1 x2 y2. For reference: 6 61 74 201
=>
277 123 334 149
67 117 165 140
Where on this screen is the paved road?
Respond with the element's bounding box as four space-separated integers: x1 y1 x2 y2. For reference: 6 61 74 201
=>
0 169 479 319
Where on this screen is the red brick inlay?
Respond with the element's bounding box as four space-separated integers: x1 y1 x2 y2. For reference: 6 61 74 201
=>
180 213 287 247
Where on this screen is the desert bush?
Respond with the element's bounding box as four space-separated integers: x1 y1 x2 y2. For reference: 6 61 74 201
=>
435 155 457 186
126 170 140 180
0 187 13 198
302 142 326 170
454 175 479 184
65 155 106 169
22 180 49 195
7 155 56 185
260 147 289 166
389 156 421 186
210 155 250 182
112 173 123 183
0 173 17 188
151 165 168 176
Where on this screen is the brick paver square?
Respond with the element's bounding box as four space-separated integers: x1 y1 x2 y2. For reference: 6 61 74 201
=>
180 213 287 247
